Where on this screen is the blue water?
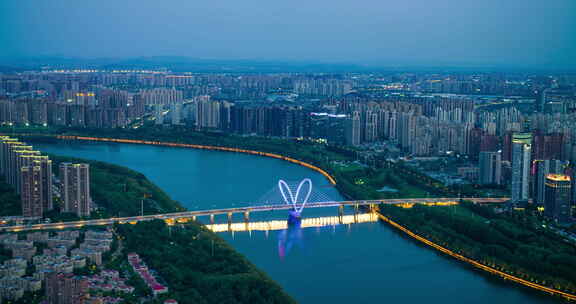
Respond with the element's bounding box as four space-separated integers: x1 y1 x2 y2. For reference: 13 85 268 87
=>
35 141 561 304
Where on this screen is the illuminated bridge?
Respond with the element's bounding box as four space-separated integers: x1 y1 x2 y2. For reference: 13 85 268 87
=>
206 213 380 233
0 197 507 233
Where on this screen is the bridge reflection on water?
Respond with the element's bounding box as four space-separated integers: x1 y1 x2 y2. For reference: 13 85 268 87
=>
204 212 378 233
205 212 379 259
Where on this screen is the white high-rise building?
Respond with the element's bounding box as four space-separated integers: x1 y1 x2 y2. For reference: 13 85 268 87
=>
196 100 221 129
388 111 398 141
511 136 532 205
364 111 378 142
139 88 183 106
398 113 416 153
345 111 361 146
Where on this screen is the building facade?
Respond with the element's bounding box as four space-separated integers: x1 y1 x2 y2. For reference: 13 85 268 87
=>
45 272 88 304
20 165 44 217
60 163 91 217
544 174 573 224
479 151 502 185
345 111 361 146
511 134 532 206
533 159 568 206
1 136 53 217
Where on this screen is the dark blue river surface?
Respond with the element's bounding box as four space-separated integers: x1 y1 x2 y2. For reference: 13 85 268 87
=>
35 141 560 304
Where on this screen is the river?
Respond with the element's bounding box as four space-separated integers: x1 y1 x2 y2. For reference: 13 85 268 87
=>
34 141 560 304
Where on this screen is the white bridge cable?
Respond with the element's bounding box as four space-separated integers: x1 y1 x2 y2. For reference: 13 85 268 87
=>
250 179 337 210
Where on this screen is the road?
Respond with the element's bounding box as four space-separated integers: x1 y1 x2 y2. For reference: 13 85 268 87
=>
0 197 508 233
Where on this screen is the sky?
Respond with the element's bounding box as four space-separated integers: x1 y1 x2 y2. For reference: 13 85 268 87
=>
1 0 575 67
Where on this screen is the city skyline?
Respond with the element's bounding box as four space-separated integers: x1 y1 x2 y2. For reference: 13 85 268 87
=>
1 68 575 302
1 1 576 303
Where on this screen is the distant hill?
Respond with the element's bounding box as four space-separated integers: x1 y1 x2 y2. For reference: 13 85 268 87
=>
0 56 575 73
0 56 371 73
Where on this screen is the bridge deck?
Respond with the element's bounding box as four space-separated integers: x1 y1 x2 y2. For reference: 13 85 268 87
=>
0 197 508 232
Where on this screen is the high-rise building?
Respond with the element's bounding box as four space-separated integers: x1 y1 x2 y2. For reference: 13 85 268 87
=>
308 112 329 140
364 111 378 142
0 100 15 125
388 111 398 141
154 104 164 125
398 112 416 153
1 136 53 217
533 159 568 206
479 151 502 185
138 88 183 106
17 155 52 211
36 156 53 212
533 132 563 160
60 163 91 217
8 145 33 187
170 102 182 125
0 137 21 176
544 174 573 224
345 111 361 146
45 272 88 304
326 114 347 145
511 134 532 206
195 99 231 130
12 148 38 191
218 101 232 131
20 165 44 217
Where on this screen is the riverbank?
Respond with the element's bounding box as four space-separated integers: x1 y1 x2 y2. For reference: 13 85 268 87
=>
49 154 186 219
48 145 296 303
54 135 337 185
0 153 185 220
377 203 576 300
116 220 297 304
5 127 454 198
4 126 574 301
0 148 297 303
3 127 347 184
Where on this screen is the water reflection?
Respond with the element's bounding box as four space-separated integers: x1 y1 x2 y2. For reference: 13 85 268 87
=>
205 213 378 233
206 213 378 259
278 217 304 260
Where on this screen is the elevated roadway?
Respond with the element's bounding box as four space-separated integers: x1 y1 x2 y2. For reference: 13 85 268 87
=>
0 197 507 232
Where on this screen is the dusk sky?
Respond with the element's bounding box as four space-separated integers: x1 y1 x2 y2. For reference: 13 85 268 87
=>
1 0 575 67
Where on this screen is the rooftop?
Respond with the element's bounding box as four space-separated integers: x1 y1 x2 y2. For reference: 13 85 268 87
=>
546 174 571 182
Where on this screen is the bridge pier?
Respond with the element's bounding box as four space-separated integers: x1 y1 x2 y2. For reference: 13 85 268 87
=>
338 205 344 224
243 212 250 232
354 204 359 214
192 215 196 221
227 212 233 226
210 214 215 225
